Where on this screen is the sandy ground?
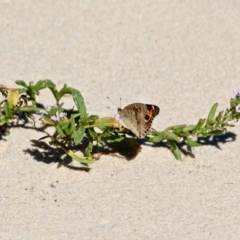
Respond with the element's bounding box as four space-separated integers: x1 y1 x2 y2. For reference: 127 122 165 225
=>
1 1 240 239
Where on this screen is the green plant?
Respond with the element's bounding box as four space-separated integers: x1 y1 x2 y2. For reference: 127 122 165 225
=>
0 80 239 164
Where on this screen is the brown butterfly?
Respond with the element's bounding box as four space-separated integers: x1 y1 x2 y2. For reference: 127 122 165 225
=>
118 103 160 138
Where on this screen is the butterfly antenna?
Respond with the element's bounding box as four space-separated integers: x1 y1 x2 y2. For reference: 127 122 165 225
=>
107 96 119 108
107 97 121 119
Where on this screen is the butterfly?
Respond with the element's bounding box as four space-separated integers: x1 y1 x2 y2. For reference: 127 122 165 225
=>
118 103 160 138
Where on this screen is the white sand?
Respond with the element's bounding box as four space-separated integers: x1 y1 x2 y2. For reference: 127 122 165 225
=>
1 1 240 239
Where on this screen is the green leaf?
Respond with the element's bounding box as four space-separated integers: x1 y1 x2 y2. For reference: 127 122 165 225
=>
148 131 166 143
15 80 28 88
194 118 206 131
45 79 57 90
206 130 224 136
206 103 218 124
61 145 94 164
87 128 98 140
45 80 59 101
4 102 12 118
216 110 224 121
85 117 121 129
18 106 41 112
169 124 186 130
68 116 76 133
80 114 99 125
57 85 73 101
99 128 113 139
166 131 180 142
72 89 87 118
168 140 181 160
56 124 65 136
174 129 189 138
33 80 47 91
106 135 125 143
185 138 202 147
72 126 85 144
197 127 207 137
84 141 93 157
85 115 99 122
0 116 9 126
183 125 195 132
